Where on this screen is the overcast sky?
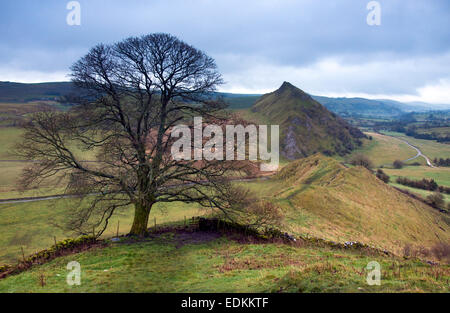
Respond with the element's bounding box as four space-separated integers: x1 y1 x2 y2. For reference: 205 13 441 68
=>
1 0 449 105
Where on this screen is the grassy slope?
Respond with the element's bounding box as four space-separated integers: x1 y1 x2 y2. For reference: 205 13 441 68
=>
346 132 421 167
0 199 204 264
240 155 450 255
345 131 450 204
0 233 448 293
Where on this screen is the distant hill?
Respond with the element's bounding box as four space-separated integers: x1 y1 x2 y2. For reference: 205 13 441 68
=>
0 81 75 102
275 154 450 254
217 92 261 109
251 82 366 159
374 99 430 113
312 96 405 117
2 81 446 117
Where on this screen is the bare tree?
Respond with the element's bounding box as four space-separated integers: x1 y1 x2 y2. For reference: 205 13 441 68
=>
16 33 256 237
349 153 374 170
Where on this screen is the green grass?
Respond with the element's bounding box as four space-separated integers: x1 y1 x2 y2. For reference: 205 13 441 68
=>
0 234 448 293
0 162 70 199
0 198 205 265
383 166 450 205
0 128 24 160
0 126 99 161
0 126 102 199
383 166 450 187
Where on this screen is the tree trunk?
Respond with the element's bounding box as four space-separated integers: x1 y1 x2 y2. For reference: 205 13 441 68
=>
129 200 153 236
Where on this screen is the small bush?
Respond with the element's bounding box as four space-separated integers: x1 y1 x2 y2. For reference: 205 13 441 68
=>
396 177 439 192
430 243 450 262
349 154 374 170
393 160 404 169
403 243 412 258
376 169 390 183
427 192 445 209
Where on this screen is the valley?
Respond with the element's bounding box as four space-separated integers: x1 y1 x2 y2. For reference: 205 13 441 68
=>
0 81 448 293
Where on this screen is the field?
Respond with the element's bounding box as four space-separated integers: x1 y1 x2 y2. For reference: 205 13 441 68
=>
345 132 419 167
416 127 450 137
0 232 448 293
386 168 450 205
0 126 100 200
0 198 205 264
0 127 24 160
381 131 450 161
388 183 450 204
383 166 450 187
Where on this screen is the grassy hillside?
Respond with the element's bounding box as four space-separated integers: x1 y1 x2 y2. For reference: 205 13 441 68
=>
0 154 448 293
2 154 447 264
251 82 365 159
240 154 450 255
0 231 448 293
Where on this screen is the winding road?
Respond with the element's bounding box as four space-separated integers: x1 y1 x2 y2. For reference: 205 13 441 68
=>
383 134 436 168
391 136 436 168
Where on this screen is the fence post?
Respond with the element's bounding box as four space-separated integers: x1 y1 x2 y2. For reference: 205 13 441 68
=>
21 246 25 262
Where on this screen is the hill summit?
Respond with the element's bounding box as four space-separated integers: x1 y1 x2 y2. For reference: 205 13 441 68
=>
251 82 365 159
